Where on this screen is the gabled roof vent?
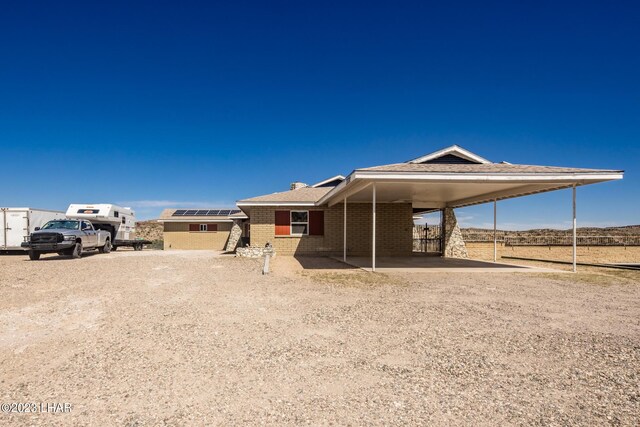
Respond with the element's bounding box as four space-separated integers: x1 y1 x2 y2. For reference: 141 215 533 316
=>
407 145 492 165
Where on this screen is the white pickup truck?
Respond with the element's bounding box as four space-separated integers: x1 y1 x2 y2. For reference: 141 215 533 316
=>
22 219 112 260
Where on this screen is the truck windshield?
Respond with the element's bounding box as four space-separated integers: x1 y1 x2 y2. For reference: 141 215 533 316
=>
41 220 80 230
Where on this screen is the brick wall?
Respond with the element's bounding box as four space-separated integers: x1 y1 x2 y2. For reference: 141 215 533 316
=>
249 203 413 256
466 242 640 264
163 222 232 250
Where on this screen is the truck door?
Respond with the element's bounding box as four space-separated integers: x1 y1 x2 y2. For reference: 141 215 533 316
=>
81 221 97 247
5 210 29 249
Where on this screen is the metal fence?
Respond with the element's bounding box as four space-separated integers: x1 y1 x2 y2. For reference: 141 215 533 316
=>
460 231 640 247
462 233 505 243
504 235 640 246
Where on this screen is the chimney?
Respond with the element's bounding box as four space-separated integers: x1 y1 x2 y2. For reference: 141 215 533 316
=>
290 182 308 190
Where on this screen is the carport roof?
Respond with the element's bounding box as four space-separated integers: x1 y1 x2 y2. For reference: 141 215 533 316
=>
356 162 620 174
236 145 623 209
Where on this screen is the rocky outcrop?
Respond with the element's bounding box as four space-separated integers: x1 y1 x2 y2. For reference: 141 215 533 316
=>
443 208 469 259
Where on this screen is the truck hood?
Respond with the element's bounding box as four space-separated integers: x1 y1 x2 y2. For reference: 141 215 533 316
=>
32 228 78 235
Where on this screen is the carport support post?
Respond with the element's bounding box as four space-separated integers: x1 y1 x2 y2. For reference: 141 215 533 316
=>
493 200 497 262
372 183 376 272
573 185 577 273
343 196 347 262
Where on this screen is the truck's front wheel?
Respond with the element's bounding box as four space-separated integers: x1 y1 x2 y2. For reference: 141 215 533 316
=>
71 242 83 259
99 239 112 254
28 250 41 261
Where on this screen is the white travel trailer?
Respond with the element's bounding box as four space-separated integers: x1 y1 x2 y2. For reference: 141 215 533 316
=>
1 208 66 251
66 204 150 250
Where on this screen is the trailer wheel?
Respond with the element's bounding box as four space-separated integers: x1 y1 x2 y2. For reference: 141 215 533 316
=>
99 239 112 254
71 242 83 259
28 250 40 261
134 242 143 251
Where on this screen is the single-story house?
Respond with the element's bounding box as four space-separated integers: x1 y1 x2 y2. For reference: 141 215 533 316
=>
158 208 247 250
237 145 623 270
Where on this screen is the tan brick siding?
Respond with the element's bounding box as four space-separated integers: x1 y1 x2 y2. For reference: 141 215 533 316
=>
249 203 413 256
466 242 640 264
163 222 232 250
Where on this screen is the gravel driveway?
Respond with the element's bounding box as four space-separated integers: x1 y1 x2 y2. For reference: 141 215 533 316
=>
0 250 638 426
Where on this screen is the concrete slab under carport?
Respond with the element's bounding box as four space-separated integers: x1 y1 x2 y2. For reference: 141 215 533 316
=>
333 255 564 273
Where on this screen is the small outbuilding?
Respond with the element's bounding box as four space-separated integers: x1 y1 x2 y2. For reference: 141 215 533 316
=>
159 208 247 250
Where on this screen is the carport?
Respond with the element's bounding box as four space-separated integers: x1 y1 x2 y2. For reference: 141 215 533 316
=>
317 146 623 272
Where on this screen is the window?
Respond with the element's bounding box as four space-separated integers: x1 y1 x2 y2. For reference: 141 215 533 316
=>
189 224 217 232
274 210 324 236
114 211 119 218
290 211 308 235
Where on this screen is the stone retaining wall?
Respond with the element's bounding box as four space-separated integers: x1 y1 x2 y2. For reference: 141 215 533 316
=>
236 246 276 258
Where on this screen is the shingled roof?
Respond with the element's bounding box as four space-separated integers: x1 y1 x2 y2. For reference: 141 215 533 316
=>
238 186 332 204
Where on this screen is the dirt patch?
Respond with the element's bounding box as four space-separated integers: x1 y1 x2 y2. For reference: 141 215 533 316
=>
0 252 638 425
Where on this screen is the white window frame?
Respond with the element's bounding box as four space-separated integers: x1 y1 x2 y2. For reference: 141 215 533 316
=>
290 210 309 236
199 224 208 232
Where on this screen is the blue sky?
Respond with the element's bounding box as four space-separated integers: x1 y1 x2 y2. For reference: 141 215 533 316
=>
1 1 638 229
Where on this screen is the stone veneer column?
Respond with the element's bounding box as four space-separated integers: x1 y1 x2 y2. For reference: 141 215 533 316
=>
225 220 243 252
443 208 469 259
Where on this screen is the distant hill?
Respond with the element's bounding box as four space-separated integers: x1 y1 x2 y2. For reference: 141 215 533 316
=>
135 219 640 242
462 225 640 237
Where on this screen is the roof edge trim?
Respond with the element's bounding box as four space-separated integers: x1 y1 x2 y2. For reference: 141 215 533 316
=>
311 175 346 188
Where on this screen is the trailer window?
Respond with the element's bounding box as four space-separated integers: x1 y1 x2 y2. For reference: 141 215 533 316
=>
114 211 119 218
199 224 207 232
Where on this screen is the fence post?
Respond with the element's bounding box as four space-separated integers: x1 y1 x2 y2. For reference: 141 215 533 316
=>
572 185 577 273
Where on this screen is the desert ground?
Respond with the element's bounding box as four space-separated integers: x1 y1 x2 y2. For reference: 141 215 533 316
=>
0 250 639 426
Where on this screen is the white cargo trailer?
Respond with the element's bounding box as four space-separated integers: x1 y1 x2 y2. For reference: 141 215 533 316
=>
66 203 151 250
1 208 66 251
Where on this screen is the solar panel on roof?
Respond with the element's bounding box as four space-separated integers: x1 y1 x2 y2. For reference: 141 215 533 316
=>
171 209 241 217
